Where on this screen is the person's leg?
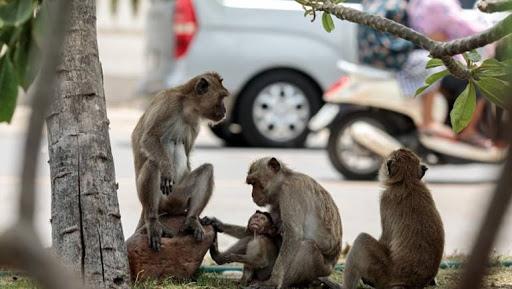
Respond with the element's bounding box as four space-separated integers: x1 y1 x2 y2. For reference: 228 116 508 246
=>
396 50 454 139
419 89 455 139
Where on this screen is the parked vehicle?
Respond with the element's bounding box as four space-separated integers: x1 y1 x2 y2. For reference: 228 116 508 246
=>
139 0 360 147
309 60 507 180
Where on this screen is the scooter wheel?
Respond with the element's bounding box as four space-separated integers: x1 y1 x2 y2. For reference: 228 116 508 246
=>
327 112 386 180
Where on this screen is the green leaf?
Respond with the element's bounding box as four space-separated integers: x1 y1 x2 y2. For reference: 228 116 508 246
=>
0 0 33 26
415 69 449 96
425 69 449 85
475 76 509 108
465 50 481 63
425 58 444 69
11 24 31 89
415 85 430 96
450 82 476 133
0 56 19 123
474 58 510 78
321 12 335 33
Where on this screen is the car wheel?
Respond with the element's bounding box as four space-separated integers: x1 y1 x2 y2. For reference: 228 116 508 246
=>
238 71 321 147
327 112 387 180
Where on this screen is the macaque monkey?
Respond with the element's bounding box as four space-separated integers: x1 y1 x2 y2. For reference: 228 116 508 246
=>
343 148 444 289
244 157 343 289
205 211 279 286
132 72 229 251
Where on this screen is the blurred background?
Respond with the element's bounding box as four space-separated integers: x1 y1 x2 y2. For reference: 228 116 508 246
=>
0 0 510 255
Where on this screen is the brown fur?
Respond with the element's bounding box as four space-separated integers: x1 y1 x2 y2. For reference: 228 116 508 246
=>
131 72 228 251
206 212 279 286
344 149 444 289
245 157 343 289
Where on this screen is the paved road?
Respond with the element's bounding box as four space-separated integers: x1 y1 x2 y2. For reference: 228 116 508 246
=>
0 107 510 256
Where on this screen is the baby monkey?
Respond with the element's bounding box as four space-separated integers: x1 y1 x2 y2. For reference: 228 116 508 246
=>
204 211 279 286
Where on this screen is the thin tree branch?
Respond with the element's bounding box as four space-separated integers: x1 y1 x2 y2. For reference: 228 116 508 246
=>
440 56 473 80
312 1 470 79
18 0 71 224
299 0 512 79
431 15 512 57
455 102 512 289
477 0 512 13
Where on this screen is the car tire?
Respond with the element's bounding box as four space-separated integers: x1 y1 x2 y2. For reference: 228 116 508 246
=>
238 71 322 147
327 112 387 180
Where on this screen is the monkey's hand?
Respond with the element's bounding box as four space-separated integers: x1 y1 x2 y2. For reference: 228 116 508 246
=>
200 216 224 232
160 164 175 195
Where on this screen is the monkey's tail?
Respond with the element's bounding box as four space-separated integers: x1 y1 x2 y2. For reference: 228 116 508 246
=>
318 277 342 289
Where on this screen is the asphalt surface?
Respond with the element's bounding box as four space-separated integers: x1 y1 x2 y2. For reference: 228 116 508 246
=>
0 107 510 255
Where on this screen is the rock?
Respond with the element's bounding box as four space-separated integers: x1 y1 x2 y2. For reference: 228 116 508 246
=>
126 215 215 282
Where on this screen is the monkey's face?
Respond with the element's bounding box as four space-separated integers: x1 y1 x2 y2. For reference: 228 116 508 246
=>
247 211 273 235
193 73 229 123
379 149 428 183
246 157 282 206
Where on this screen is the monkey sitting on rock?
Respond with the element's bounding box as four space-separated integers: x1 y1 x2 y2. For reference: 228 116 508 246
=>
131 72 229 251
203 211 279 286
343 148 444 289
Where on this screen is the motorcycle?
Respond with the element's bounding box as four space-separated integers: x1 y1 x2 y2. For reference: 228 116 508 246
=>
309 60 507 180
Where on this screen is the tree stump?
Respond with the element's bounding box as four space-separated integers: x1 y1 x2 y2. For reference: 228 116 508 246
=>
126 216 215 282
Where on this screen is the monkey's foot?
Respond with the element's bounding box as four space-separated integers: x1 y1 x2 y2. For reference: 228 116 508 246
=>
147 221 177 251
182 217 205 241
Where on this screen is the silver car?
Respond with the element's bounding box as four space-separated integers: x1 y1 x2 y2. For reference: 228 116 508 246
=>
140 0 359 147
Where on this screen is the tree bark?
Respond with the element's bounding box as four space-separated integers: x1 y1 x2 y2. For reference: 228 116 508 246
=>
46 0 131 288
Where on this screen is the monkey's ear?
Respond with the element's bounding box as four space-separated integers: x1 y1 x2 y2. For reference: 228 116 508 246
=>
386 159 394 176
195 77 209 95
419 164 428 179
268 157 281 173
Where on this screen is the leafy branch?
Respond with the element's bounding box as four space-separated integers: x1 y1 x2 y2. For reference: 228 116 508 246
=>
297 0 511 132
0 0 43 123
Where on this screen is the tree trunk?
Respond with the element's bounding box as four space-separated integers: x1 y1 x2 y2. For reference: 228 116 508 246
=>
46 0 131 288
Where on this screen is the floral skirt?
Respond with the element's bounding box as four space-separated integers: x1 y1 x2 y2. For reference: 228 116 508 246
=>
396 50 443 97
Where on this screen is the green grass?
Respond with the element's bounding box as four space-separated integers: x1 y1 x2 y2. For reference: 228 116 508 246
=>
2 267 512 289
0 272 38 289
